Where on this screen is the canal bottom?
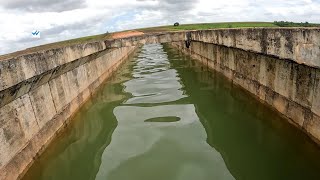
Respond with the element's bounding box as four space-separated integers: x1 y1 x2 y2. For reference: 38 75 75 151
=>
23 44 320 180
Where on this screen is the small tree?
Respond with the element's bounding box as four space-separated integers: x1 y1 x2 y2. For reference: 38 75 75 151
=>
174 22 180 26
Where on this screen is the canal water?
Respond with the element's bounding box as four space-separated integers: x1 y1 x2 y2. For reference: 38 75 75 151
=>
23 44 320 180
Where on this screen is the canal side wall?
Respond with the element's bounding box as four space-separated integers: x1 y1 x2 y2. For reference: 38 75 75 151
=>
171 40 320 145
108 28 320 68
0 42 136 179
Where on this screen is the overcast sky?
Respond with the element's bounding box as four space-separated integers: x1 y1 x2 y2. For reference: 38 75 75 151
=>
0 0 319 55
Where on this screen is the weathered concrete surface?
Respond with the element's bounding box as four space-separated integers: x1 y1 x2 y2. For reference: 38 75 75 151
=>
107 28 320 68
190 28 320 68
0 44 136 179
0 42 106 92
171 41 320 145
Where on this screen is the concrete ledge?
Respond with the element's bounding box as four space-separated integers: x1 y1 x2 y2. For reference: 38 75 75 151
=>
0 41 106 92
0 49 115 109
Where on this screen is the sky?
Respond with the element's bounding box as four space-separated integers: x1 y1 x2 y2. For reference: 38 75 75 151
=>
0 0 319 55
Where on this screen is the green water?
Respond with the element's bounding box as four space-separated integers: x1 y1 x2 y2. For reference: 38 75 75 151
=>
23 44 320 180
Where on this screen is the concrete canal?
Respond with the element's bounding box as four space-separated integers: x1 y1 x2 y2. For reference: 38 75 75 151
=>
22 44 320 180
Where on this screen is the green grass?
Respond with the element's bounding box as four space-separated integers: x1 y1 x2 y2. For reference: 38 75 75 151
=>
2 21 319 60
23 22 278 53
274 21 320 27
137 22 279 33
27 22 275 53
19 21 320 51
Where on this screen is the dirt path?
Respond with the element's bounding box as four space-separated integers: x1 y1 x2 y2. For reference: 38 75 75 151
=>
112 30 144 39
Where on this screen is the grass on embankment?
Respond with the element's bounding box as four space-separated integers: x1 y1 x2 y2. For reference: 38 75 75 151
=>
2 21 320 60
137 22 279 33
17 22 277 55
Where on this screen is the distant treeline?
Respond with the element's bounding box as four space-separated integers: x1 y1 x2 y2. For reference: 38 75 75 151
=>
273 21 320 27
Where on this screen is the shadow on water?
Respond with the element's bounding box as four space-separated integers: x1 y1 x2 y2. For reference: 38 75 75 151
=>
23 44 320 180
145 116 181 122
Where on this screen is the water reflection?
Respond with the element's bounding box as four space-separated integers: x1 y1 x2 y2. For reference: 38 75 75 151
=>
124 45 186 104
96 44 234 180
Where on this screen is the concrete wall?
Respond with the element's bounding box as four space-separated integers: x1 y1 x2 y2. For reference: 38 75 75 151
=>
171 41 320 145
0 42 136 179
189 28 320 68
106 28 320 69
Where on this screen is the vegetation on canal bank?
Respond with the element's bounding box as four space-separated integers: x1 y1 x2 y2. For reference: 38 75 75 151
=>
34 21 320 48
137 22 278 32
25 21 320 49
274 21 320 27
2 21 320 60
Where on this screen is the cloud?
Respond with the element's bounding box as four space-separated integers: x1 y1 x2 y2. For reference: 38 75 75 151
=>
0 0 86 12
143 0 198 12
0 0 320 55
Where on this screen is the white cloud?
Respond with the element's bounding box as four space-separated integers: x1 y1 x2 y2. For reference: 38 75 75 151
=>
0 0 319 55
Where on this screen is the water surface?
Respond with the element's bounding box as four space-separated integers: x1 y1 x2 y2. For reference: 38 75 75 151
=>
23 44 320 180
